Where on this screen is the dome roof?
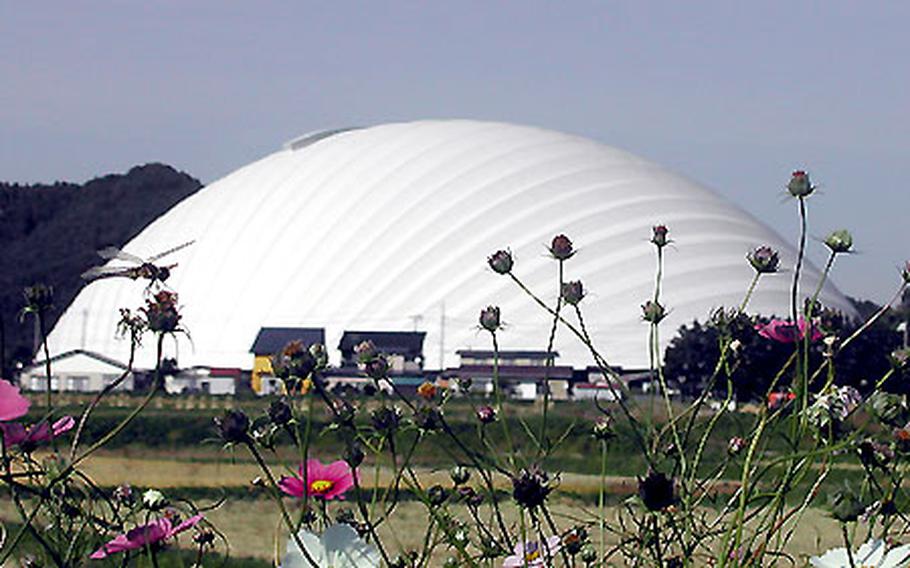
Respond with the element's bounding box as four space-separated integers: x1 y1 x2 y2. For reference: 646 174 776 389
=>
48 120 856 371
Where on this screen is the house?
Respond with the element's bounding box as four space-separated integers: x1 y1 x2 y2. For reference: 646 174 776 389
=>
164 366 240 396
21 350 134 393
447 350 572 401
338 331 426 373
249 327 325 395
571 366 626 401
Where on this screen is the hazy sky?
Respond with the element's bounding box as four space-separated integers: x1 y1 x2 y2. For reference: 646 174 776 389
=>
2 2 907 302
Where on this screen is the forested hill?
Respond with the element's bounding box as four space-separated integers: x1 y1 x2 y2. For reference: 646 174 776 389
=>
0 164 203 373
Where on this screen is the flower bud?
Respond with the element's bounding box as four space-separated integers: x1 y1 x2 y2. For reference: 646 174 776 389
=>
476 405 497 425
193 529 215 546
215 409 250 445
457 486 484 507
511 466 552 509
563 527 588 555
549 234 575 260
112 484 134 505
787 170 814 197
309 343 328 369
487 250 514 275
592 416 615 442
413 405 443 432
829 489 864 522
335 508 356 525
371 405 402 434
727 437 746 456
344 443 365 469
561 281 585 306
268 398 293 426
417 381 438 401
651 225 669 248
354 340 378 363
637 470 676 511
747 246 780 274
332 399 357 427
363 356 389 379
641 300 666 324
427 484 450 507
142 489 168 511
479 306 501 332
450 465 471 486
891 348 910 369
824 229 853 254
858 439 893 469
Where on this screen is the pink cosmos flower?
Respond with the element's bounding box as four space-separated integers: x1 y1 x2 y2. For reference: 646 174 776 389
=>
755 317 823 343
0 380 30 422
90 513 203 559
279 459 356 501
768 391 796 410
1 416 75 450
503 536 562 567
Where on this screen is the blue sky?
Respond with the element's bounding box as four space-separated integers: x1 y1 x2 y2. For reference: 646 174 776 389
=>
1 2 907 302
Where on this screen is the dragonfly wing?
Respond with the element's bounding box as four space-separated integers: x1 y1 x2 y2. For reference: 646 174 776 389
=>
148 240 195 262
81 266 127 280
97 246 144 264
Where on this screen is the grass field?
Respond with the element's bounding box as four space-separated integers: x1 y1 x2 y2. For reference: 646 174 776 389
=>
1 398 866 565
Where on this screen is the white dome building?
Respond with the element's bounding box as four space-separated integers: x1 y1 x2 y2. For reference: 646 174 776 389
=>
47 120 855 372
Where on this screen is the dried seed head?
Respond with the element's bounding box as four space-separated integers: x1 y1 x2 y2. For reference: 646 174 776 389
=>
549 234 575 260
511 466 552 509
479 306 501 332
561 280 585 306
747 246 780 274
651 225 669 248
268 398 292 426
641 300 666 324
637 470 676 511
215 409 250 445
487 249 514 274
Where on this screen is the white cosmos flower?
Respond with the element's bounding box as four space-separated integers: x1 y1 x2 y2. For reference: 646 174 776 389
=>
810 539 910 568
282 523 380 568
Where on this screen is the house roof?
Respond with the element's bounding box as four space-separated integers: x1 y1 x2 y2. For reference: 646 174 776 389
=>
456 350 559 359
250 327 325 355
338 331 426 358
25 349 130 371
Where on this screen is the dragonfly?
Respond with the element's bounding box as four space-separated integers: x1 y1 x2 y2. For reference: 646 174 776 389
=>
81 241 195 287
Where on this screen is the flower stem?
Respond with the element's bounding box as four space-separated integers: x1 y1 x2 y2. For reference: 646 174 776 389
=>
245 441 321 568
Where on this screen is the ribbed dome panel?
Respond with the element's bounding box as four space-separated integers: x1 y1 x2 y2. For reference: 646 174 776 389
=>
47 120 856 370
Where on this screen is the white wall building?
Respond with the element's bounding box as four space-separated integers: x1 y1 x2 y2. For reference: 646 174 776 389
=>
164 367 238 396
22 350 134 393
